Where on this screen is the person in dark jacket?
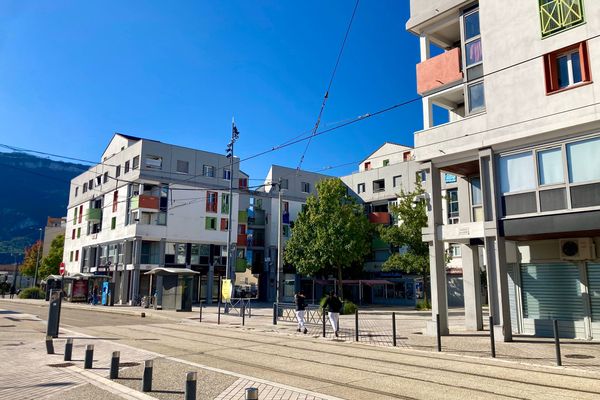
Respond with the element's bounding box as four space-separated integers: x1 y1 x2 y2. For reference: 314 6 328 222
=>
322 291 343 337
295 291 308 334
9 284 16 299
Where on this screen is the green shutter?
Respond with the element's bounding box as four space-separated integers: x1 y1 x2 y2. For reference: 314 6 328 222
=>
221 194 230 214
540 0 584 37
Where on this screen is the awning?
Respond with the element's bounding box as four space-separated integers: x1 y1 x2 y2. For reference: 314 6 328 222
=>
144 267 200 276
313 279 393 286
67 272 110 280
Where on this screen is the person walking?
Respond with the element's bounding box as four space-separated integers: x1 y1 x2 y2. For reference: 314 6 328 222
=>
9 284 16 299
295 291 308 334
322 291 343 337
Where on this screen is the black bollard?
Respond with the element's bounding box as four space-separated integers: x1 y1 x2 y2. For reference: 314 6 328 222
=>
199 304 203 322
45 336 54 355
272 303 278 325
84 345 94 369
245 387 259 400
242 304 246 326
322 310 326 338
392 312 397 347
436 314 442 352
142 360 153 392
489 316 496 358
64 338 73 361
110 351 120 379
355 309 359 342
185 371 197 400
217 301 221 325
553 319 562 366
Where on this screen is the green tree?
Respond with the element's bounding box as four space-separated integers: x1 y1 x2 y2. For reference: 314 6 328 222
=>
377 180 431 299
284 178 372 297
20 241 43 278
39 234 64 278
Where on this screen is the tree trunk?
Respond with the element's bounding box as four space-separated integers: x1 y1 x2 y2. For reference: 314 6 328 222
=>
337 266 344 300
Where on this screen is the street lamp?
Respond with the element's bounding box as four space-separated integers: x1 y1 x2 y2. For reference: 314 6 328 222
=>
225 119 240 307
33 227 43 287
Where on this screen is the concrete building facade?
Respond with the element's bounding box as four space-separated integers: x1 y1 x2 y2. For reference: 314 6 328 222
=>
408 0 600 340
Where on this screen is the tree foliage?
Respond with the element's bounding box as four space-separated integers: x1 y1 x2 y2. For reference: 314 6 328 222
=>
39 234 64 278
284 178 372 295
20 241 42 277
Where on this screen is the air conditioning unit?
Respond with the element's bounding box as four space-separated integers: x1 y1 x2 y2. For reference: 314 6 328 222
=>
559 238 597 261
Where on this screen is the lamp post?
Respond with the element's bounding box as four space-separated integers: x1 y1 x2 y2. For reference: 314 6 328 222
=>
225 119 240 302
275 179 285 304
33 228 43 287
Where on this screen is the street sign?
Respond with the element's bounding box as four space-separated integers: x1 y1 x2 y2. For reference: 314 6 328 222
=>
59 263 65 276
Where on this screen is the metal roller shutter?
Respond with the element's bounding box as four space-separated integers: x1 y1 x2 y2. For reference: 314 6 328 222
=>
521 263 585 338
587 263 600 339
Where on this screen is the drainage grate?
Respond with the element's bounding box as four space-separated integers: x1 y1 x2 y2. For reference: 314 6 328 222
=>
119 362 140 367
48 362 75 368
564 354 594 359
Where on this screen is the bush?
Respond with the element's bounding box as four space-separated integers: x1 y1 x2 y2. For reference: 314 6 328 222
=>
342 300 358 315
319 296 328 308
18 287 45 299
416 299 432 311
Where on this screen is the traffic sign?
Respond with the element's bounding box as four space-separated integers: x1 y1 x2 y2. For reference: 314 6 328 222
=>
59 262 65 276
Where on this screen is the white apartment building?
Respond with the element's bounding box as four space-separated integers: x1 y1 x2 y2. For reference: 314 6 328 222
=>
408 0 600 340
63 133 241 304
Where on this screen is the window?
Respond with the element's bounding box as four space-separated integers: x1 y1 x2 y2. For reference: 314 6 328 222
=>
132 156 139 170
447 189 459 224
471 177 483 222
280 178 289 190
124 161 130 174
283 200 289 213
462 8 485 114
499 152 536 194
223 169 231 180
364 162 371 171
539 0 584 38
206 191 218 213
70 251 73 262
467 82 486 113
205 217 217 230
88 179 93 190
357 183 365 194
449 244 462 257
373 179 385 192
113 191 118 212
145 155 163 169
301 182 310 193
72 229 76 240
75 187 79 197
567 136 600 183
77 227 81 238
544 42 590 93
383 159 390 167
103 172 109 184
111 217 116 230
176 160 189 174
221 193 230 214
79 206 83 224
238 224 246 235
393 175 402 188
239 178 248 189
283 225 290 237
176 244 186 264
73 208 77 224
115 165 121 177
96 176 101 186
220 218 229 231
203 165 215 177
445 174 458 184
538 148 564 185
75 250 79 262
190 244 200 264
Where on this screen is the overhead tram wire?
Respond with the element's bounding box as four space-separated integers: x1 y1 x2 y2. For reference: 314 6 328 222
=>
295 0 360 172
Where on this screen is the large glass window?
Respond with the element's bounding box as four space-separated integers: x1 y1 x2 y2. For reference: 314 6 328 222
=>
464 10 480 40
471 177 483 222
447 189 459 224
467 82 486 113
499 152 536 194
567 137 600 183
537 148 564 185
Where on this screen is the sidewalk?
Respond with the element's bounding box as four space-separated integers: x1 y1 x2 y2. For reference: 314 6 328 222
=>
4 298 600 371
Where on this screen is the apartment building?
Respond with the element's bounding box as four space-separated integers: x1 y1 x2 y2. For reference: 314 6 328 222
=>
408 0 600 340
43 216 66 258
63 133 241 304
341 142 467 306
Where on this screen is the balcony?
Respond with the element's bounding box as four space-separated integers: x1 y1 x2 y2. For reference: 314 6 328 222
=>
130 195 160 211
237 234 248 247
417 48 463 95
85 208 102 222
368 212 390 225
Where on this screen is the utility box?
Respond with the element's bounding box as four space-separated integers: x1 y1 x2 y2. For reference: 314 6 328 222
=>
46 289 62 338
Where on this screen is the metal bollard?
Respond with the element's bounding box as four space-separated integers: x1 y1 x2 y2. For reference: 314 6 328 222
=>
142 360 153 392
110 351 120 379
245 387 259 400
185 371 197 400
272 303 277 325
436 314 442 352
64 338 73 361
553 319 562 366
322 310 326 338
242 304 246 326
45 336 54 354
392 312 397 347
199 304 203 323
489 316 496 358
84 345 94 369
217 301 221 325
355 309 359 342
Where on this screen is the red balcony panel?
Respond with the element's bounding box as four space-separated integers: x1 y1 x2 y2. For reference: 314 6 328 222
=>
237 234 248 247
416 48 463 95
139 195 159 210
369 212 390 224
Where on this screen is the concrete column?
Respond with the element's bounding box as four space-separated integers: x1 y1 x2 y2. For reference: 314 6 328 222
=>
129 237 142 301
485 237 513 342
422 98 433 130
419 35 430 62
206 263 214 305
462 244 483 331
423 163 449 336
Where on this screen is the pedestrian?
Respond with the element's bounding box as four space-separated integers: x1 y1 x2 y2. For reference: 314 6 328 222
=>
92 285 99 305
9 284 16 299
322 291 343 337
295 291 308 334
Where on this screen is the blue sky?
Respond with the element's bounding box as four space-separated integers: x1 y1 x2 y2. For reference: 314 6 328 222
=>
0 0 424 180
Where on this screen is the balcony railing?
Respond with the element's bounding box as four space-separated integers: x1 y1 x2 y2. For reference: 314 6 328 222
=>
85 208 102 222
130 195 160 211
368 212 391 225
416 47 463 95
540 0 584 37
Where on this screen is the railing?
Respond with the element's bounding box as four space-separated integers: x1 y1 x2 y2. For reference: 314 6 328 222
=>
540 0 584 37
416 47 463 95
130 195 160 211
276 303 323 325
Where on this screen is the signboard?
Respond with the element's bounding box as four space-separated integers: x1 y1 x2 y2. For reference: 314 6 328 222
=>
59 263 65 276
72 280 87 302
221 279 232 302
